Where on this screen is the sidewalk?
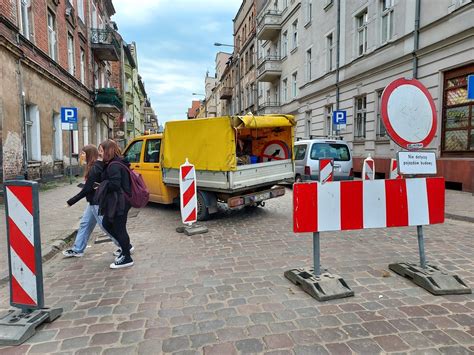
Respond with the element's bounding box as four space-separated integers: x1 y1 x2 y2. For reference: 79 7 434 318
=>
0 179 88 281
445 189 474 223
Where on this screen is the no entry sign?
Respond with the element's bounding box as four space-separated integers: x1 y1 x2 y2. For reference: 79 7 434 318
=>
381 78 437 150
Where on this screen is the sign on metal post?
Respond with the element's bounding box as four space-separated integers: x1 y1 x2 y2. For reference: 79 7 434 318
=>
0 181 62 346
397 151 437 175
381 78 437 150
60 107 78 131
332 110 346 132
179 159 197 225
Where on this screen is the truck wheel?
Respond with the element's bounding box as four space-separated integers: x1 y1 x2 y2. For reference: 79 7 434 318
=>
197 191 210 221
295 175 302 183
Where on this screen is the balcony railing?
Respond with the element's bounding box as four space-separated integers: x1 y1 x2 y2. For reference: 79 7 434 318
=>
257 56 282 82
259 101 282 114
257 10 282 40
219 87 233 100
95 88 122 113
91 28 120 61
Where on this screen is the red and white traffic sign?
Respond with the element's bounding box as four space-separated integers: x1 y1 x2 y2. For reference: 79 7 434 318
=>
389 158 402 179
381 78 437 150
4 182 44 309
261 140 290 162
179 159 197 225
319 159 333 183
293 177 445 233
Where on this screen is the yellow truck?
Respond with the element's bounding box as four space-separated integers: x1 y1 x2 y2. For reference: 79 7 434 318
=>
122 114 295 220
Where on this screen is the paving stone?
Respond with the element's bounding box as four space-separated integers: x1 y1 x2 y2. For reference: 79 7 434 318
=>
389 319 418 332
216 327 247 341
75 347 103 355
341 324 370 338
421 330 458 345
60 336 90 350
198 319 225 333
145 327 171 340
289 329 321 345
28 329 58 343
374 334 410 352
162 336 190 353
316 327 349 343
55 326 87 339
90 332 121 346
437 346 472 355
400 331 435 348
121 330 144 345
449 314 474 327
263 333 294 349
362 320 398 336
172 323 199 336
103 346 137 355
117 319 146 331
138 339 163 355
293 345 330 355
346 338 383 354
325 343 352 355
28 341 60 353
235 338 265 354
203 342 237 355
247 324 271 337
189 332 218 349
0 345 31 355
295 307 320 318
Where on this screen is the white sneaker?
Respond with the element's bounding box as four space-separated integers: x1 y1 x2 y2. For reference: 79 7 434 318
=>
63 249 83 257
110 254 134 269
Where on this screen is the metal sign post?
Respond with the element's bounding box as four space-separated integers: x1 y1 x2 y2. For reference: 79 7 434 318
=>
0 181 62 345
61 107 78 185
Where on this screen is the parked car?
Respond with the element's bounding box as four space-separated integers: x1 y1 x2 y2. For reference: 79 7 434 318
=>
294 138 353 182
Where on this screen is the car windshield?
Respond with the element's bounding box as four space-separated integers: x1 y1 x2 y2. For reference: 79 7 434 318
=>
310 143 350 161
294 145 307 160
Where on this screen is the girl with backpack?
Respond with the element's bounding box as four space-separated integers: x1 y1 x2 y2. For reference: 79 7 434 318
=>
64 144 120 257
99 139 135 269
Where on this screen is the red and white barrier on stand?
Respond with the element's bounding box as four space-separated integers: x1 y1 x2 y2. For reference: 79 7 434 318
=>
5 184 43 309
362 155 375 180
390 158 402 179
179 159 197 225
319 159 333 184
293 177 445 233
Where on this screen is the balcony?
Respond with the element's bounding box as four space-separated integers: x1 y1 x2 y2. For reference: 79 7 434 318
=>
257 56 282 82
219 87 233 100
95 88 122 113
91 28 120 61
259 102 282 115
257 11 282 40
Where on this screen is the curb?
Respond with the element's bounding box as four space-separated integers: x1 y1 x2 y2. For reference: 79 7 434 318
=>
445 213 474 224
0 228 78 287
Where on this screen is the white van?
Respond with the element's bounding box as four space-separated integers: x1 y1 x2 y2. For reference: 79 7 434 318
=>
294 138 353 182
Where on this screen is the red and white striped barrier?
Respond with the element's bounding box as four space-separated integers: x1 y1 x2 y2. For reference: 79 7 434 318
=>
180 159 197 224
390 158 402 179
293 177 445 233
362 156 375 180
319 159 333 183
4 182 44 309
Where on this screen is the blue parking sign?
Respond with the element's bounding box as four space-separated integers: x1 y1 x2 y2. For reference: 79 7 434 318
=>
61 107 78 123
332 110 346 125
468 75 474 100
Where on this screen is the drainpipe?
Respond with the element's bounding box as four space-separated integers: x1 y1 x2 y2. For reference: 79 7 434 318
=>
413 0 421 79
335 0 341 135
17 57 28 179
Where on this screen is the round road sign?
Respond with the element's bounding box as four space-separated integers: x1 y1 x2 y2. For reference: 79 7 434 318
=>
381 78 437 150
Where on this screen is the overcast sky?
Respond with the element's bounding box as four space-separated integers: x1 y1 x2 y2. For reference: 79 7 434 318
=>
112 0 242 125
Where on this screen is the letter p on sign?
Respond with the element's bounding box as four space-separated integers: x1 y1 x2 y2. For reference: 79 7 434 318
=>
61 107 78 123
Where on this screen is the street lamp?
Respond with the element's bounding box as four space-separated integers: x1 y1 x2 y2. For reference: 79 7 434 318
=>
214 42 241 115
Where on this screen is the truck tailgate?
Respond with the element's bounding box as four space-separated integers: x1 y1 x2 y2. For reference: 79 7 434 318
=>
163 159 293 192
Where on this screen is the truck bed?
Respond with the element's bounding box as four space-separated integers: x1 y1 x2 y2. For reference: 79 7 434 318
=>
162 159 293 193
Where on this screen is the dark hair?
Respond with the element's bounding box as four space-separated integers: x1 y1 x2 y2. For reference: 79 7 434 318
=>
101 139 122 163
82 145 99 179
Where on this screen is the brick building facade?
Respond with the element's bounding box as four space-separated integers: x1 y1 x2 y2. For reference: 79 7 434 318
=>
0 0 124 184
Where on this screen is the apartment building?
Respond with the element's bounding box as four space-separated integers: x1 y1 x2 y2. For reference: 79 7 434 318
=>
255 0 473 192
0 0 122 181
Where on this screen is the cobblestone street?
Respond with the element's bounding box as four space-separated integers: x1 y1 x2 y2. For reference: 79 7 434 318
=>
0 188 472 354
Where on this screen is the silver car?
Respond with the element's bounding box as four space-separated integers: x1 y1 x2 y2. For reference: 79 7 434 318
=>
294 139 353 182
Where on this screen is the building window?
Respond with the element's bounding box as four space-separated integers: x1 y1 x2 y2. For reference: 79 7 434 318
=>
326 32 335 71
442 65 474 153
381 0 394 43
53 113 62 161
274 84 279 104
283 0 288 9
249 45 255 67
354 96 367 139
356 9 368 56
283 79 288 102
77 0 85 22
325 105 333 136
292 20 298 50
25 104 41 161
376 90 387 138
19 0 31 40
306 0 313 24
67 33 75 75
292 72 298 98
306 48 312 82
282 31 288 57
47 10 57 60
80 49 85 84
